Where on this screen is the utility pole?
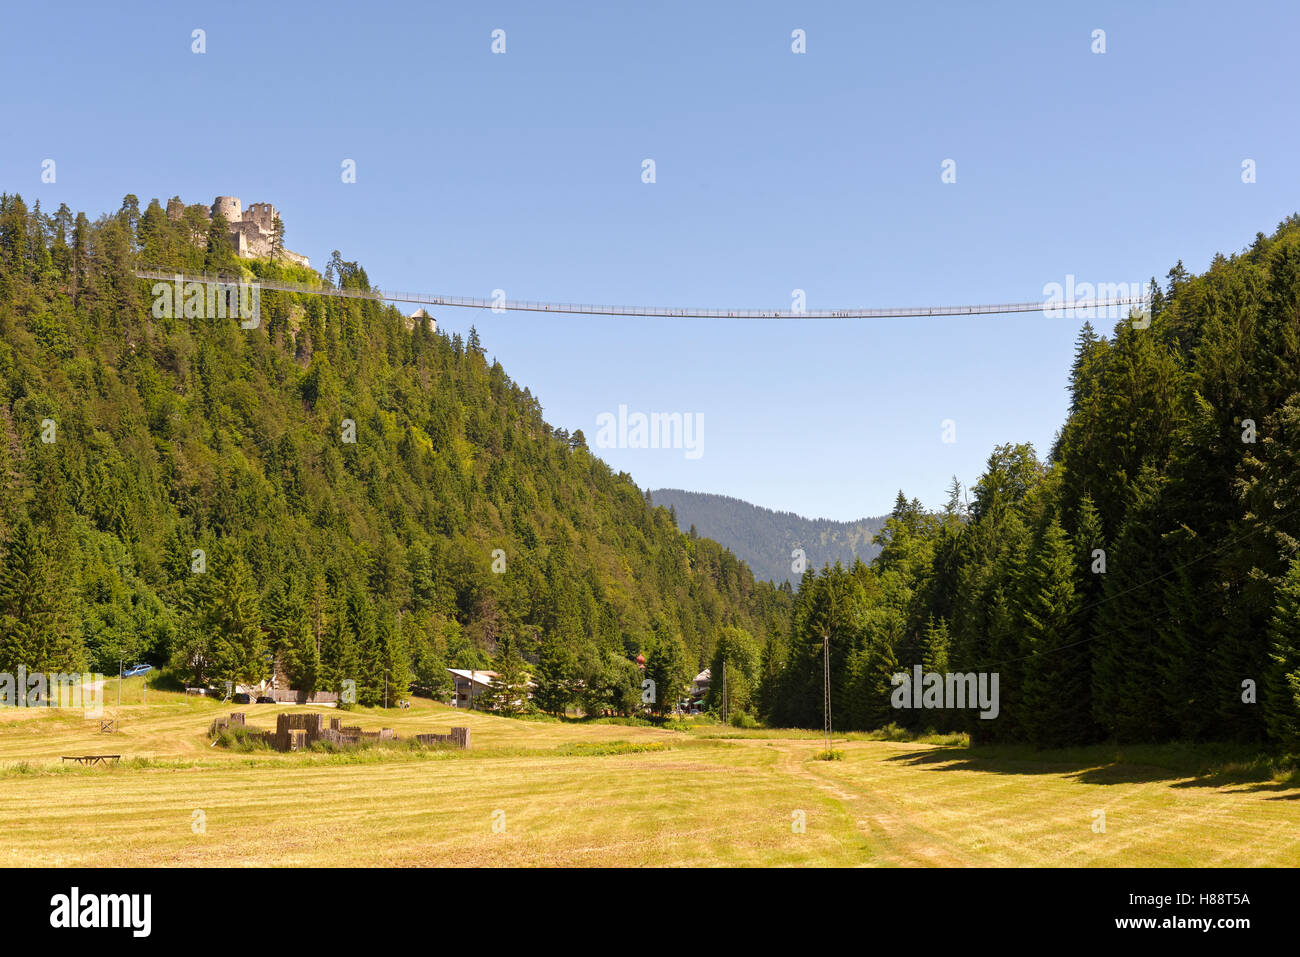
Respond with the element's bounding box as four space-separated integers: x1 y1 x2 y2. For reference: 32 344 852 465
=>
384 669 389 710
117 654 123 708
721 659 729 725
822 588 835 752
822 630 832 752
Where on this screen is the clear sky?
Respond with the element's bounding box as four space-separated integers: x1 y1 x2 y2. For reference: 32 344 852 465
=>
4 0 1298 519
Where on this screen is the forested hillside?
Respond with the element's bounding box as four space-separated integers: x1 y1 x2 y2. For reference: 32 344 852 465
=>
6 192 1300 748
0 193 789 710
750 216 1300 749
650 488 885 585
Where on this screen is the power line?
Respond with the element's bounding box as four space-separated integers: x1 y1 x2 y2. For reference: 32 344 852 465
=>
135 268 1147 321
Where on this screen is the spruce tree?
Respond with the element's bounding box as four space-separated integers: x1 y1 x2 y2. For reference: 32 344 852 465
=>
1067 321 1102 414
268 576 318 694
1091 476 1174 742
0 516 76 674
533 631 577 715
920 615 949 674
203 549 267 689
320 589 359 705
376 607 411 707
706 626 759 718
204 212 237 272
844 621 901 731
1020 518 1092 747
645 633 689 717
480 646 531 716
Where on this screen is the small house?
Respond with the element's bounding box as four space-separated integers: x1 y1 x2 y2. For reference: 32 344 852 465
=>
447 669 498 708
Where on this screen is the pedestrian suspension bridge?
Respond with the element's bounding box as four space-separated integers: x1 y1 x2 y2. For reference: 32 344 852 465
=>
135 268 1148 321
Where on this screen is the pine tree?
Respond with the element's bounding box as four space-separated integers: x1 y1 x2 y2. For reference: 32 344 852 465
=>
844 622 900 731
0 516 77 674
479 646 531 716
202 549 267 689
1154 538 1216 740
533 630 577 716
1067 321 1102 414
269 215 285 264
320 588 359 705
706 626 759 718
920 615 949 674
204 213 236 272
645 633 689 717
914 615 953 730
376 606 411 707
980 513 1030 743
1091 475 1174 742
409 630 449 702
349 588 382 705
1020 518 1093 747
268 576 318 694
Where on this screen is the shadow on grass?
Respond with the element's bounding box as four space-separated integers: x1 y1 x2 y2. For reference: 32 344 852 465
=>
1203 781 1300 799
1171 775 1300 796
884 742 1300 789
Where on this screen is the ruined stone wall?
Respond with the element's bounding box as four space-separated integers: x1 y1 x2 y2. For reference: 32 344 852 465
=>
211 712 469 752
232 221 270 258
244 202 278 232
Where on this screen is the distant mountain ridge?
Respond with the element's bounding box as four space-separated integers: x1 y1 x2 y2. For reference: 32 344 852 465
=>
649 489 886 585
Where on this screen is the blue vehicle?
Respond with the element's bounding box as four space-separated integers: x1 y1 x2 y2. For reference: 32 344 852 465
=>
122 664 153 678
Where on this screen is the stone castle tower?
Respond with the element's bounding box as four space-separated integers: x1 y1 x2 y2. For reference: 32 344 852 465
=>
212 195 243 223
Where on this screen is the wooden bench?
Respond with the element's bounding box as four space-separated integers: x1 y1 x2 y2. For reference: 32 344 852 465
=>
61 755 121 766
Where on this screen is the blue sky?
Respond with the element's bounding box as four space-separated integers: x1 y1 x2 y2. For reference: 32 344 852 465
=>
4 0 1298 519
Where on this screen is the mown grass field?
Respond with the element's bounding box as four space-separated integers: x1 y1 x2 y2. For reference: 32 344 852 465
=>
1 678 1297 866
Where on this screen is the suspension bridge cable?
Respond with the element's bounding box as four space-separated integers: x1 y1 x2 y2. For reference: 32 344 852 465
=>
135 268 1148 321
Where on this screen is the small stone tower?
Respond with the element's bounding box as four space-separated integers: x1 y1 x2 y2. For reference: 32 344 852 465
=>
406 308 436 333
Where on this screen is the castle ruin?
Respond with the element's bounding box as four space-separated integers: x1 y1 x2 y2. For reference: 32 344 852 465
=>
169 195 310 268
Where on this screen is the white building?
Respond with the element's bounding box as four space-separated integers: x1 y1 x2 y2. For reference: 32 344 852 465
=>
447 669 497 708
406 307 436 333
691 668 711 697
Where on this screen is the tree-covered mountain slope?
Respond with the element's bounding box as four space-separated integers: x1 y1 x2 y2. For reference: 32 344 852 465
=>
649 488 885 585
0 192 789 710
754 215 1300 748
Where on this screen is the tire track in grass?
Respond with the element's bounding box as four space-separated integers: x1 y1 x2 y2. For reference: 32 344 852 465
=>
768 740 976 866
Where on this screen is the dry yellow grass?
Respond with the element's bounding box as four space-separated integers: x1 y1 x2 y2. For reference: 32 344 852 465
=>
1 682 1296 867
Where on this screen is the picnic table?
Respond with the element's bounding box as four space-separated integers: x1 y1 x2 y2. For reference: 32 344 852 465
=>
61 755 121 766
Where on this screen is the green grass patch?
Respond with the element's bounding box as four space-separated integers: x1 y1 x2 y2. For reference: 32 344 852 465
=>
854 723 970 746
209 725 272 752
553 740 670 757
